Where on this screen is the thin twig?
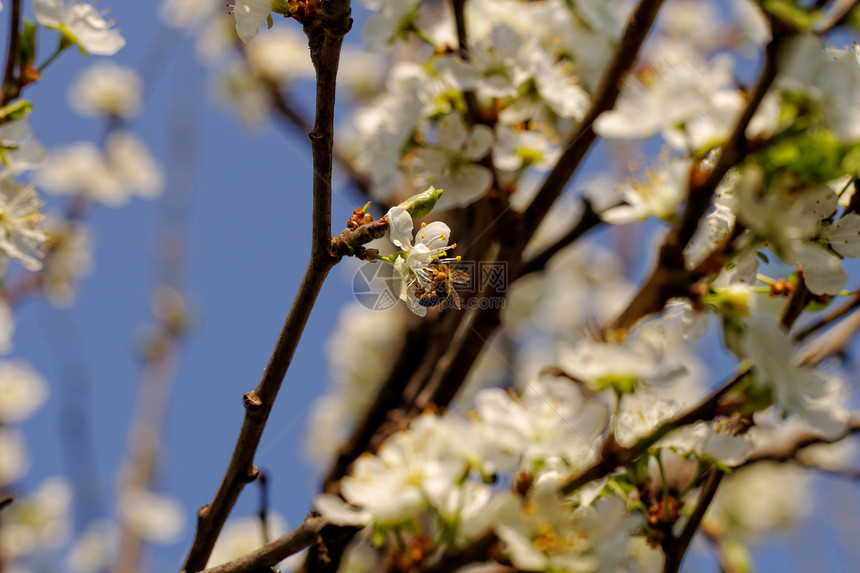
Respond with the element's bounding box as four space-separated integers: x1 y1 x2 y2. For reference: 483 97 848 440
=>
258 471 270 545
200 516 328 573
702 526 741 573
797 307 860 366
1 0 21 106
518 198 606 277
794 292 860 341
815 0 860 33
421 532 498 573
739 416 860 469
662 469 724 573
0 494 12 512
180 4 352 569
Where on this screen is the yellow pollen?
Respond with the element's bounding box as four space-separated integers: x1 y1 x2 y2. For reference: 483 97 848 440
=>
420 233 425 239
440 234 446 240
421 222 427 228
450 243 457 249
456 255 461 261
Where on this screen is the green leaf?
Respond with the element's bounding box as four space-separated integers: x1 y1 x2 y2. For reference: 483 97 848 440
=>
266 13 274 30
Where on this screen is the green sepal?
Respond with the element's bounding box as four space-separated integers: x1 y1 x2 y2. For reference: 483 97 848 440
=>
759 0 822 31
397 186 444 220
361 201 371 214
270 0 291 15
0 100 32 122
20 20 38 67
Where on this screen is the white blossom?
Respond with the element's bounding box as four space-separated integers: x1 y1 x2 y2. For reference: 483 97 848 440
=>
601 158 692 224
476 376 608 472
0 174 46 271
492 488 640 573
360 0 421 51
0 478 72 559
117 489 185 543
43 219 93 307
66 520 119 573
387 204 453 316
68 61 143 119
0 119 48 174
0 427 29 485
33 0 125 55
0 361 48 423
245 27 313 84
38 132 163 206
594 50 741 151
412 113 493 210
743 316 849 439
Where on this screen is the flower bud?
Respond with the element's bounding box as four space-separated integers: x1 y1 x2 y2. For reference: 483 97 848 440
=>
397 186 444 220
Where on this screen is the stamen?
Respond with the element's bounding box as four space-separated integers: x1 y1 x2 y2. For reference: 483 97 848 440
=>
421 222 427 228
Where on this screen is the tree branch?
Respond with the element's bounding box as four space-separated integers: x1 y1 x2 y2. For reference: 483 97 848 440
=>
200 516 328 573
522 0 666 233
1 0 21 106
180 5 352 570
739 416 860 469
815 0 860 33
607 27 783 332
518 198 606 277
794 291 860 341
662 468 724 573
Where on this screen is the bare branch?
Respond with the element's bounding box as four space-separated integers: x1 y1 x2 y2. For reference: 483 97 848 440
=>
181 4 352 570
518 198 606 277
200 516 328 573
1 0 21 105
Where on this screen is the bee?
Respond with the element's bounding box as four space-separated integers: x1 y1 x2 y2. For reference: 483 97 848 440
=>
415 261 470 310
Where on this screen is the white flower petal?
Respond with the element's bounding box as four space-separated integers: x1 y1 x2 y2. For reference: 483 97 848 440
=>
314 494 372 526
65 4 126 56
33 0 62 27
415 221 450 250
386 206 414 250
234 0 272 43
826 213 860 258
